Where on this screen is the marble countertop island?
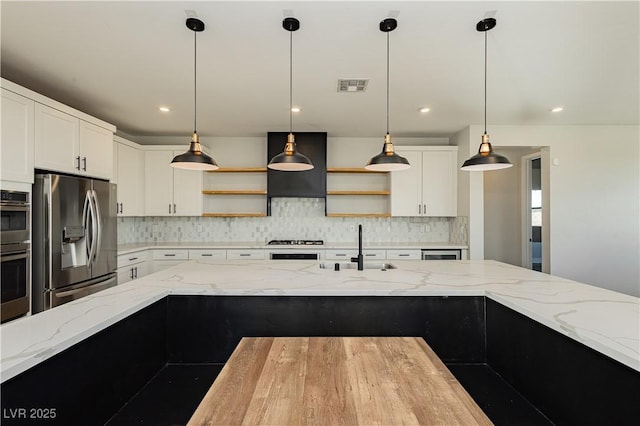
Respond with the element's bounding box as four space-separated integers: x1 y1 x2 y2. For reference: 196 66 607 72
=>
1 260 638 383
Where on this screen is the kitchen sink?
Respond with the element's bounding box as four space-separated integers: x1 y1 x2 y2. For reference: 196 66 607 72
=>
319 262 397 271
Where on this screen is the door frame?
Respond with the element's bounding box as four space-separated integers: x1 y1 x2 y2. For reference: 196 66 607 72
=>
520 150 551 273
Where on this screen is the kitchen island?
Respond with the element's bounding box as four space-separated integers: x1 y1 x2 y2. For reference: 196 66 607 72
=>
1 259 638 424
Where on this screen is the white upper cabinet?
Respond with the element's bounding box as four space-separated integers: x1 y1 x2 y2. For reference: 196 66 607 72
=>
114 136 145 216
144 148 202 216
1 89 34 183
391 146 458 217
34 103 80 174
79 120 113 180
34 103 114 179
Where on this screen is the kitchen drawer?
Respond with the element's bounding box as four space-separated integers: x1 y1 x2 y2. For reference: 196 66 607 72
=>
152 249 188 261
325 250 386 260
189 249 227 260
226 249 265 260
386 250 421 260
117 250 148 268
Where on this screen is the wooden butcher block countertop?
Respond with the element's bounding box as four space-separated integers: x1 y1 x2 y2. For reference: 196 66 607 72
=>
188 337 492 425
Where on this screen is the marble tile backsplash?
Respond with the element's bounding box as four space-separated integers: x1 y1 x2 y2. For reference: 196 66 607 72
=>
117 198 468 245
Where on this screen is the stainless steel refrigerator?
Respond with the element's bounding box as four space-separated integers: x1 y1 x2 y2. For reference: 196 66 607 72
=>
32 173 117 313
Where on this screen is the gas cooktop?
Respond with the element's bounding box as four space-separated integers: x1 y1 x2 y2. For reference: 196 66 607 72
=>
267 240 324 245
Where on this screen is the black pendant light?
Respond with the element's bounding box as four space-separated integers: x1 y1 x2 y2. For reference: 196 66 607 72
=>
268 17 313 172
461 18 512 172
171 18 219 171
365 18 410 172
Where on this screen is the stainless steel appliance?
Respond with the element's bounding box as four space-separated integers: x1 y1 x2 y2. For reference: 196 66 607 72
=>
32 173 117 313
267 239 323 260
1 189 31 323
421 249 462 260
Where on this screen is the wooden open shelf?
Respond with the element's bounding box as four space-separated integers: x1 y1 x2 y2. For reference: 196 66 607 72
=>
327 190 390 196
326 213 391 218
327 167 388 174
202 190 267 195
207 167 267 173
202 212 267 217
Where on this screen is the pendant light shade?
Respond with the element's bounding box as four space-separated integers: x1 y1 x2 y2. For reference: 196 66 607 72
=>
268 17 313 172
171 18 219 171
461 18 512 172
365 18 410 172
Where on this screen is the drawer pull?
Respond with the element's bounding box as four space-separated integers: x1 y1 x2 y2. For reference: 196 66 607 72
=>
128 257 138 261
239 254 250 257
201 254 213 257
164 254 176 257
335 254 346 257
398 254 410 257
365 253 375 257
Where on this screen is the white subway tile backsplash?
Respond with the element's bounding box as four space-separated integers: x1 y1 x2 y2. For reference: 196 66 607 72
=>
117 198 466 244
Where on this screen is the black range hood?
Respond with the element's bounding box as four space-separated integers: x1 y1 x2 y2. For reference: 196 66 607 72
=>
267 132 327 209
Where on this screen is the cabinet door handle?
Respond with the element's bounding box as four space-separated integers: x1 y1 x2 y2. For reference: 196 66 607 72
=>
76 156 81 170
169 204 172 214
130 268 134 279
423 204 426 214
134 266 138 278
82 157 87 171
418 204 422 214
173 204 176 214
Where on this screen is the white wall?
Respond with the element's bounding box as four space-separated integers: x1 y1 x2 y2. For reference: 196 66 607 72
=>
457 124 640 297
451 126 484 260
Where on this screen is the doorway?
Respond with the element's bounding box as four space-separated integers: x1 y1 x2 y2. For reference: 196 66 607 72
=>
521 153 544 271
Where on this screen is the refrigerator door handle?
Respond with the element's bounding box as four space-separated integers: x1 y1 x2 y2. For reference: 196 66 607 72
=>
82 190 94 268
91 189 102 262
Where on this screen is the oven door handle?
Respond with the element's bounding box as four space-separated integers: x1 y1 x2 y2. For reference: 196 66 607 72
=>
0 251 29 262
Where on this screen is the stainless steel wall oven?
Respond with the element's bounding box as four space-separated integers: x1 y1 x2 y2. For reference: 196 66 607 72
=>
1 190 30 323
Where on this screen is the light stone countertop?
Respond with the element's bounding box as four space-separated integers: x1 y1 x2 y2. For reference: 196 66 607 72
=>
117 241 467 255
1 260 638 383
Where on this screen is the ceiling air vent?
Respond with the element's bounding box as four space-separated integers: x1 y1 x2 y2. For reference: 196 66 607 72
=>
337 79 368 92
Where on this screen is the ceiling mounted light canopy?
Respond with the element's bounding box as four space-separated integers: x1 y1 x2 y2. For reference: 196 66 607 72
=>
365 18 410 172
461 18 512 172
268 17 313 172
171 18 219 171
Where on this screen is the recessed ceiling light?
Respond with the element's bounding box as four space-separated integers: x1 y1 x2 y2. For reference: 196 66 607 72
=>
551 106 564 113
419 107 431 113
159 106 171 113
291 107 301 113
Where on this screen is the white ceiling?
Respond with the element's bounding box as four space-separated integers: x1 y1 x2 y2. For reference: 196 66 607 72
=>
1 1 638 140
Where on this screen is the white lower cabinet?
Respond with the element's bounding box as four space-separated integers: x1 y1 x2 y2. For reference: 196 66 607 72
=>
151 249 189 272
226 250 265 260
386 249 421 260
189 249 227 260
325 250 386 260
117 250 149 284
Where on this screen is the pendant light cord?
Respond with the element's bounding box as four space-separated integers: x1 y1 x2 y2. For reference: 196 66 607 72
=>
483 30 487 135
386 31 390 135
289 29 293 134
194 29 197 133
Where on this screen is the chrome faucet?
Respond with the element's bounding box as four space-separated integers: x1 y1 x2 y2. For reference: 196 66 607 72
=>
350 224 364 271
